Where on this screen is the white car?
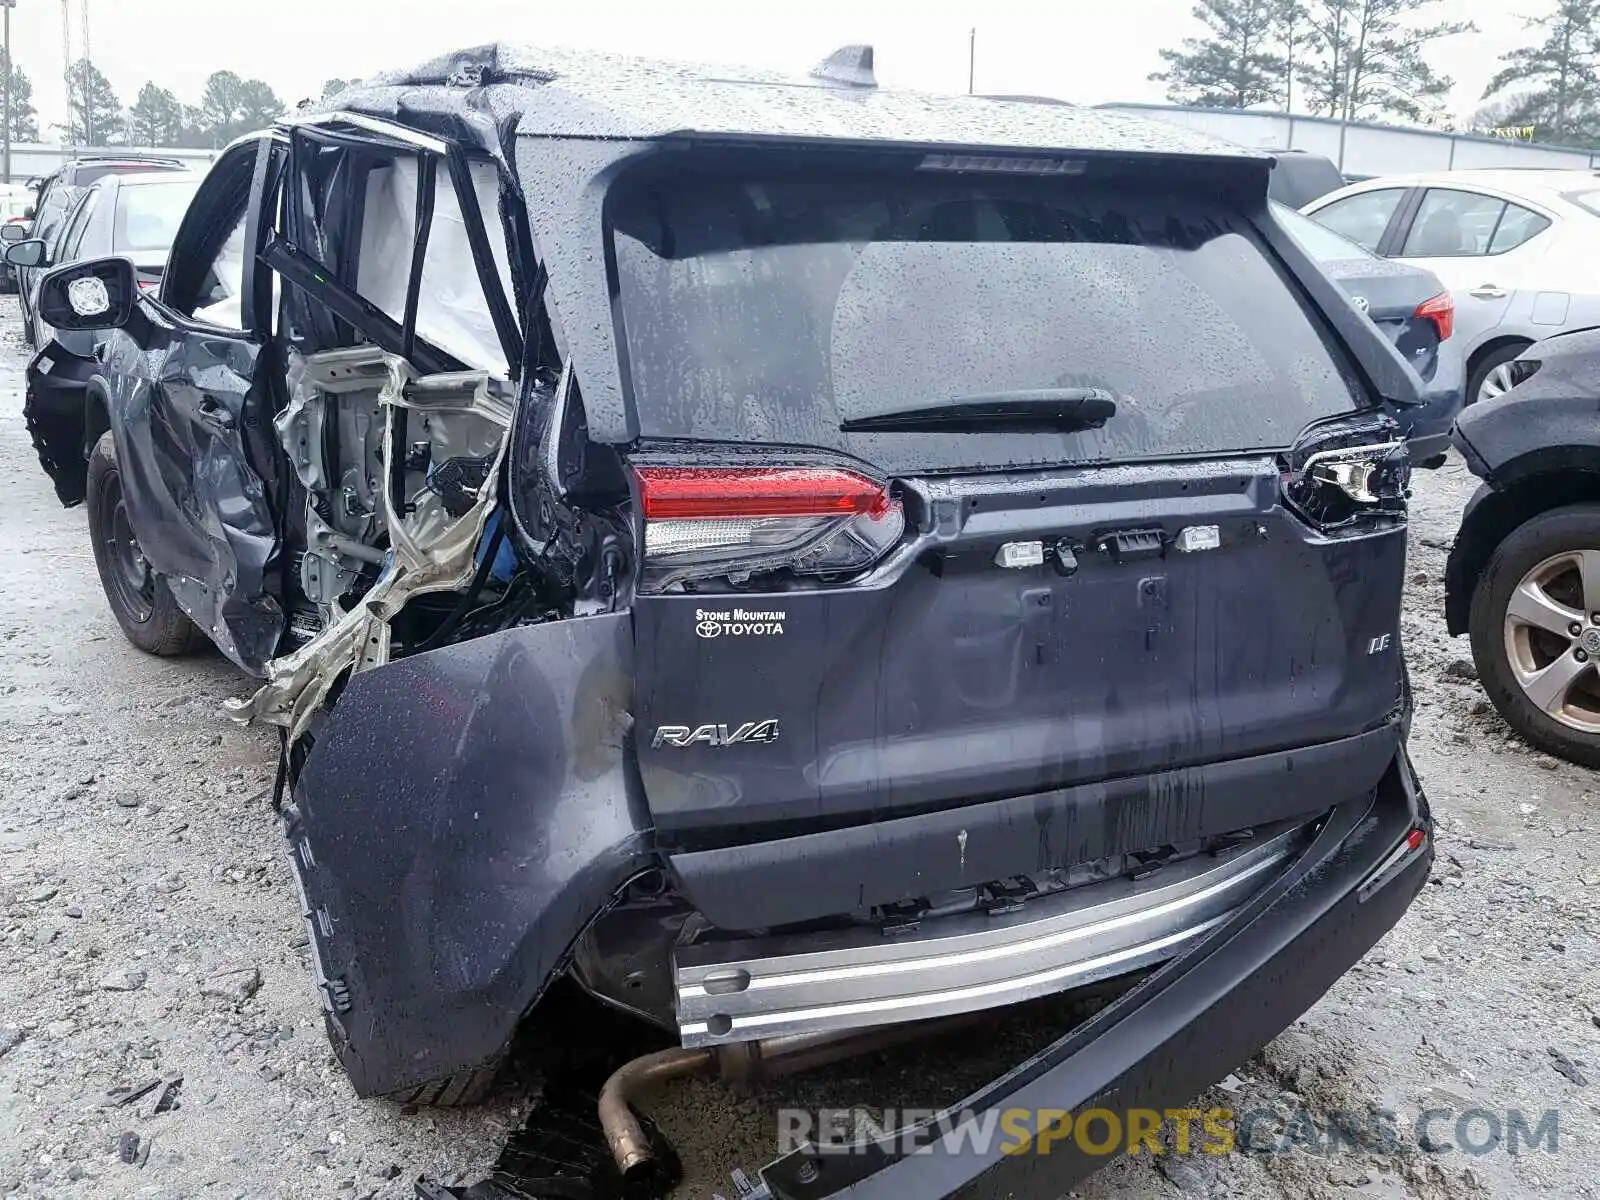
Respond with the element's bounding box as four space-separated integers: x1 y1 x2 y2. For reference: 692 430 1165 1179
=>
1303 169 1600 405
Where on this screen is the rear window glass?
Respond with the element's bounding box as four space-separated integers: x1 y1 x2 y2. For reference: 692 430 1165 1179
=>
608 167 1362 469
114 179 200 253
1273 200 1373 263
74 163 182 186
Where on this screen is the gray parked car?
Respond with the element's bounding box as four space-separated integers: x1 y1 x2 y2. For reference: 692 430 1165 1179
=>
4 170 202 348
1274 201 1465 464
7 172 203 506
3 155 190 345
1304 169 1600 405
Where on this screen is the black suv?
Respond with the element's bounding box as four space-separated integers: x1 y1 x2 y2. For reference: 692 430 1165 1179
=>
27 43 1432 1197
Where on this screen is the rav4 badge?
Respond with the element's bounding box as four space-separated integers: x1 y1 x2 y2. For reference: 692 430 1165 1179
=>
653 720 781 748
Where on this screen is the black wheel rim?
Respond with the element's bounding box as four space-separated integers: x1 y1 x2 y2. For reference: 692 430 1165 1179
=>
97 468 155 624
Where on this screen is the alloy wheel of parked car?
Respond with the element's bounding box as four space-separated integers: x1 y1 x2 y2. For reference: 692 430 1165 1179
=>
1468 343 1530 407
1470 505 1600 766
1502 551 1600 729
85 431 205 656
1477 361 1519 404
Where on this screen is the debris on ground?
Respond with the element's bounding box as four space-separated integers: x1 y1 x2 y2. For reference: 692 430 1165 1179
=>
98 968 147 992
198 964 262 1003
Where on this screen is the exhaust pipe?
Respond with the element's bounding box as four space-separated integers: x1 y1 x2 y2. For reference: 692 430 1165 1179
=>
598 1046 716 1176
598 1017 974 1180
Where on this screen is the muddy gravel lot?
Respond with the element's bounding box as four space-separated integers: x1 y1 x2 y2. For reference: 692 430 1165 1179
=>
2 294 1599 1200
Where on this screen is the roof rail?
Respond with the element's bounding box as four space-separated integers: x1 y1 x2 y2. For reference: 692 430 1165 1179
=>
70 153 187 165
810 44 876 89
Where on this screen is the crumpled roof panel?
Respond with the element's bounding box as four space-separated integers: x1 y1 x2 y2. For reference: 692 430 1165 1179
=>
355 41 1262 160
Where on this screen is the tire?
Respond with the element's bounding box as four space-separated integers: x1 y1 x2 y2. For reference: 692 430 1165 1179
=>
1468 503 1600 767
85 431 206 656
379 1061 502 1107
1467 341 1530 406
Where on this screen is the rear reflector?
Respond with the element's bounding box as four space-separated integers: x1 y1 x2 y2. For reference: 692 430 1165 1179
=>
1414 291 1454 342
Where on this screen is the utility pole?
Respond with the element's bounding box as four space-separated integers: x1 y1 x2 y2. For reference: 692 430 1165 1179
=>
967 28 975 95
1 0 14 183
60 0 71 150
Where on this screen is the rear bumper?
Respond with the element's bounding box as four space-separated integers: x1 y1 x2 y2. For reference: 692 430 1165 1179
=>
755 751 1430 1200
23 340 98 508
675 823 1303 1046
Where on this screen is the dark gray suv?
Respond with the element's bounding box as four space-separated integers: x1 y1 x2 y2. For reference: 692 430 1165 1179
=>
25 43 1432 1198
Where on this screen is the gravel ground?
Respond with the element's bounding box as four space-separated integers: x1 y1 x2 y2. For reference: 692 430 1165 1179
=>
1 293 1596 1199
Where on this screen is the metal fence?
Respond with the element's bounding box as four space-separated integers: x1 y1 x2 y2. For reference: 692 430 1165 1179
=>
1096 104 1600 177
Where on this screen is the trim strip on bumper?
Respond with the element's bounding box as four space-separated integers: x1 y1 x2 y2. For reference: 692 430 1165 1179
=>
675 825 1300 1046
753 754 1430 1200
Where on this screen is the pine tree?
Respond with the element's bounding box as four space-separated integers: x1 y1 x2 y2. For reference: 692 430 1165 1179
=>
196 70 246 146
0 53 38 142
1274 0 1311 112
234 79 284 131
1482 0 1600 146
62 59 122 145
126 82 184 147
1151 0 1286 108
1300 0 1474 123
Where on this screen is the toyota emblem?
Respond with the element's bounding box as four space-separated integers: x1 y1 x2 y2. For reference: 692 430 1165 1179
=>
695 619 722 638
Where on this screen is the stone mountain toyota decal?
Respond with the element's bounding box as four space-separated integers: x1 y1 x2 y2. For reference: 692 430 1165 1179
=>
694 607 786 638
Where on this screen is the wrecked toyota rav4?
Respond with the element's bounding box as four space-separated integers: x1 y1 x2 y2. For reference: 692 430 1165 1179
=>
29 42 1432 1197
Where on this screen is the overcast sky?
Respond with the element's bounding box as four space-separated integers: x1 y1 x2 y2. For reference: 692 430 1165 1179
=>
5 0 1528 136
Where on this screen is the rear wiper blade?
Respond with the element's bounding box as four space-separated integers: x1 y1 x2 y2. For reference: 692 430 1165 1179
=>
840 387 1117 433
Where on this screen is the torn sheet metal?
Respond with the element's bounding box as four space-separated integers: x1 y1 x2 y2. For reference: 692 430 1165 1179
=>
225 345 511 741
103 330 286 672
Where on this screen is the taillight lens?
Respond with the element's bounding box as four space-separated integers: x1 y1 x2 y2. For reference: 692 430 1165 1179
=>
1280 415 1409 534
1415 291 1454 342
633 465 905 591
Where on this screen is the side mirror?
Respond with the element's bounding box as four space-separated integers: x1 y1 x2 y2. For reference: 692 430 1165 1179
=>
36 257 139 331
3 238 47 268
0 222 26 243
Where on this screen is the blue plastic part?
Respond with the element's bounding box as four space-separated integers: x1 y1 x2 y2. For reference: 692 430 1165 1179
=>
476 509 518 582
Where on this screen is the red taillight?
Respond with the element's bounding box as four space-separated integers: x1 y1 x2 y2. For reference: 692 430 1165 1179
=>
636 466 891 520
1406 827 1425 851
632 464 904 591
1415 291 1454 342
137 280 158 292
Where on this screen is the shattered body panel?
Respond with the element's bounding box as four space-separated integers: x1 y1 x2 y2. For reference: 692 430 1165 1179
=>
97 314 283 670
283 613 650 1097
